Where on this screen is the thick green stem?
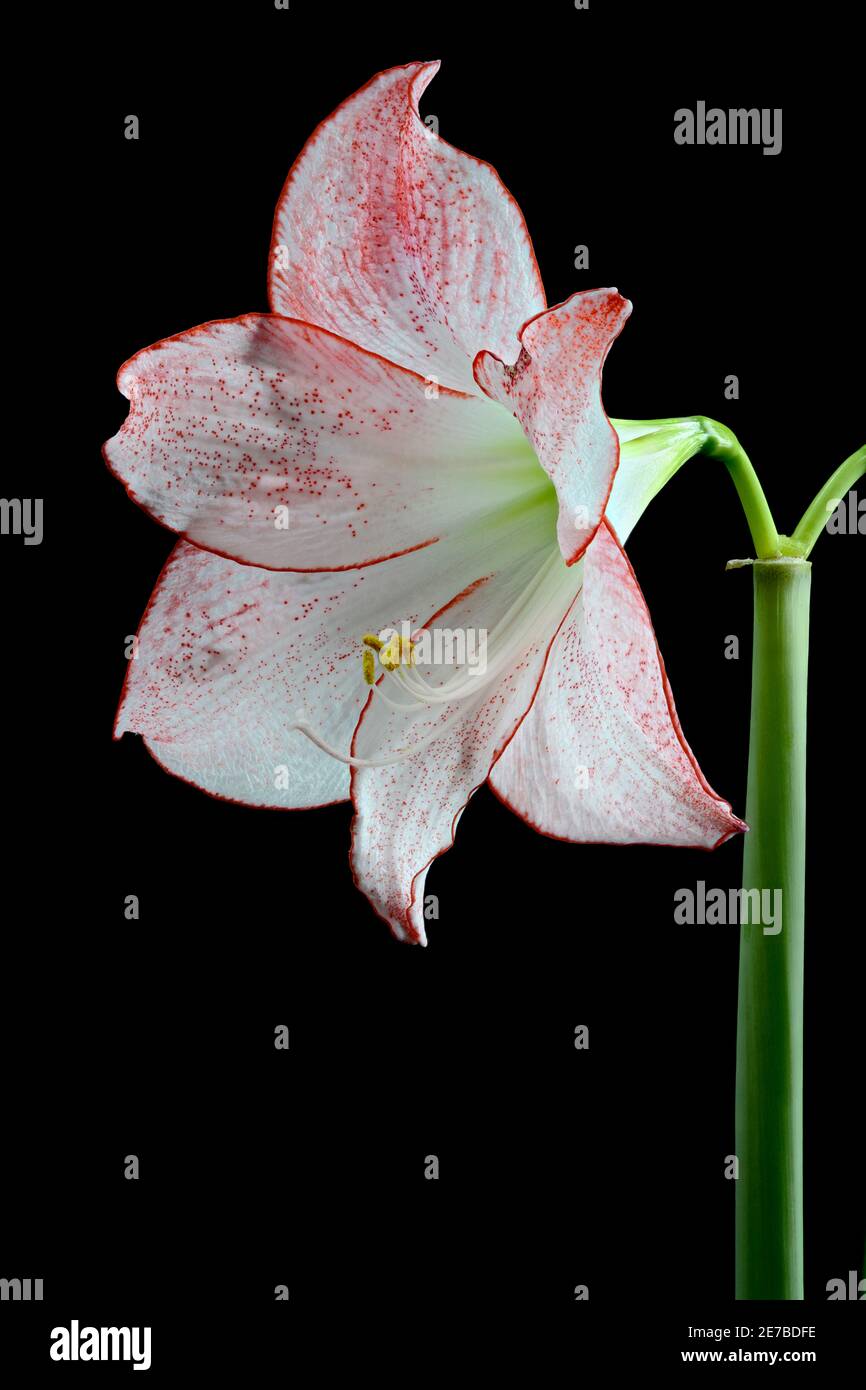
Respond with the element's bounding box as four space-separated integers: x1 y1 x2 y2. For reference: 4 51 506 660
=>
735 558 811 1299
613 419 862 1294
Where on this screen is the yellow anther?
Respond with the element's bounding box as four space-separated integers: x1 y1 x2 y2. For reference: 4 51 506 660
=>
379 632 416 671
379 635 400 670
359 628 416 684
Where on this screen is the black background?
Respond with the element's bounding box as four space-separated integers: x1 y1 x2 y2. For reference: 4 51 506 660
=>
3 0 863 1376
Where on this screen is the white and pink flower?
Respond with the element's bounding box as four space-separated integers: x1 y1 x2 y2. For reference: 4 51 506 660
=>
105 61 744 943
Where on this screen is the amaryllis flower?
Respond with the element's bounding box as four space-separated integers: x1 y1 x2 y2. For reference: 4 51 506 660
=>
105 61 744 943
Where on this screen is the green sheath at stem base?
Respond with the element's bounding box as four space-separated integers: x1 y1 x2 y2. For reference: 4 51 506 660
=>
735 558 811 1300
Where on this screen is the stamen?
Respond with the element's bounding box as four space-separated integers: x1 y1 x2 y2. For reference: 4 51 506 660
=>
380 548 564 708
291 547 573 770
379 631 416 671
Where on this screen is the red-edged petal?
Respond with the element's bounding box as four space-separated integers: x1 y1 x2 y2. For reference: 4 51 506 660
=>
489 520 745 848
116 491 559 809
116 540 355 808
474 289 631 565
269 60 546 393
350 528 576 944
104 314 537 571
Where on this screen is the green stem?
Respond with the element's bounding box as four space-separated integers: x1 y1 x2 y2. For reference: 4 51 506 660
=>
613 420 863 1295
735 558 811 1299
790 445 866 556
697 418 782 560
611 415 783 557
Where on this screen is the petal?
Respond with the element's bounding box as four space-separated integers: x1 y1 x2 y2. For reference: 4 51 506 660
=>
474 290 632 565
104 314 539 571
350 520 577 944
117 540 353 808
607 417 706 544
117 490 559 810
269 60 546 393
489 520 745 848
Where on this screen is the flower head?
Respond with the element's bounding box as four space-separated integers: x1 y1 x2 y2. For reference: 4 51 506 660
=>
105 61 744 943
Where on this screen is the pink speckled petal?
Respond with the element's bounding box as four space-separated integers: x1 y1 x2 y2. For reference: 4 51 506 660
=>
489 521 746 848
350 530 578 943
474 289 632 566
104 314 538 571
116 540 361 808
116 489 560 810
269 60 546 393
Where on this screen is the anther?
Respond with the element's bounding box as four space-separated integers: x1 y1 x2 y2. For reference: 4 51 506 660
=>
378 632 416 672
